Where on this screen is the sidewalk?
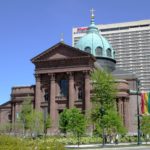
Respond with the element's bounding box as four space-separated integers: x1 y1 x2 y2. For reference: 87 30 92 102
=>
65 142 150 149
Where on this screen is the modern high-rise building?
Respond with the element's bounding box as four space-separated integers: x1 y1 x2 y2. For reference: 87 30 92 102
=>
72 20 150 91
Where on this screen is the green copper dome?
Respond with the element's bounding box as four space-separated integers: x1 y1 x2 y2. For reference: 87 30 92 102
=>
75 10 115 60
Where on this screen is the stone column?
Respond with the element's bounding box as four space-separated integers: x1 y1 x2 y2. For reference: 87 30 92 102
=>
12 103 16 131
84 71 91 114
35 74 42 111
68 72 74 108
124 98 129 129
49 74 56 130
0 110 2 123
118 98 123 117
12 103 15 125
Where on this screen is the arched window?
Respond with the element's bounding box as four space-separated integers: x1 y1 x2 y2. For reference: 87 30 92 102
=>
8 114 11 121
84 47 91 53
113 51 115 58
96 47 103 56
107 48 112 57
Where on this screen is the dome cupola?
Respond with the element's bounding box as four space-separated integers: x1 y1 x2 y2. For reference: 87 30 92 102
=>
75 9 116 72
75 9 115 60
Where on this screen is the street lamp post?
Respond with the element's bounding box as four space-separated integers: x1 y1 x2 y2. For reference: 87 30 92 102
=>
100 107 105 147
136 78 141 145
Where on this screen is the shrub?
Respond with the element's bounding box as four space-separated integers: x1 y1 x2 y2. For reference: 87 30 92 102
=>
0 135 65 150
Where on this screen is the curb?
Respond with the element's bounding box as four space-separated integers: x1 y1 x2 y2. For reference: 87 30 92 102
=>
65 143 150 149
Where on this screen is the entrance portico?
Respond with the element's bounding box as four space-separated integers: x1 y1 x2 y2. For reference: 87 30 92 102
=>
31 42 95 131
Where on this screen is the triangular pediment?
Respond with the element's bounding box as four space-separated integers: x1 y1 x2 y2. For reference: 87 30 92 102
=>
31 42 94 63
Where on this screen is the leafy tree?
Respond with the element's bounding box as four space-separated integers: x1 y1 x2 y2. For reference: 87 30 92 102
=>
91 69 117 109
0 123 12 134
19 96 33 132
19 96 46 137
14 119 23 135
141 115 150 134
67 108 87 137
59 108 87 145
28 110 44 137
90 69 126 138
141 115 150 142
103 109 126 135
59 108 70 136
44 115 51 136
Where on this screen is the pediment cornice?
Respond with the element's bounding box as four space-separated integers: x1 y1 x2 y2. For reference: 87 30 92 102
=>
31 42 95 63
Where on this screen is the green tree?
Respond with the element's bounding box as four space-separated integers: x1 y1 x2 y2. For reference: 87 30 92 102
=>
59 108 70 136
19 96 46 137
91 69 117 109
141 115 150 142
0 122 12 135
59 108 87 145
19 96 33 135
67 108 87 137
28 110 44 137
90 69 126 138
44 115 51 136
103 109 126 135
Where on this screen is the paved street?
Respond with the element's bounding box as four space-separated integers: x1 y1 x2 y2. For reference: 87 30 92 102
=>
85 147 150 150
70 146 150 150
66 143 150 150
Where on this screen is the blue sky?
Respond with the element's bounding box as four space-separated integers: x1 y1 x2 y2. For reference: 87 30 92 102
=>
0 0 150 104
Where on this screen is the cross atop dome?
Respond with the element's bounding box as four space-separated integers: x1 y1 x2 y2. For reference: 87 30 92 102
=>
90 8 95 19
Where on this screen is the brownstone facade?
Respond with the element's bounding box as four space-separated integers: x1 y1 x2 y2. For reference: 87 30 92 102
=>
0 42 138 134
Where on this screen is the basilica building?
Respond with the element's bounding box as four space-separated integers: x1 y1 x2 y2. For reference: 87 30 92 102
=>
0 12 139 134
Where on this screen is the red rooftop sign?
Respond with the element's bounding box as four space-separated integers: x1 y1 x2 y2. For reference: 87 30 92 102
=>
77 27 88 32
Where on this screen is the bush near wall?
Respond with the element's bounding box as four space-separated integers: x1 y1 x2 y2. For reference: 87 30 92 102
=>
0 135 149 149
0 135 65 150
46 136 102 145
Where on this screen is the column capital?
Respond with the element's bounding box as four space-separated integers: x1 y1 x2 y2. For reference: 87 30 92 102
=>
48 73 55 81
83 70 90 78
118 97 123 101
67 72 74 80
125 98 129 102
